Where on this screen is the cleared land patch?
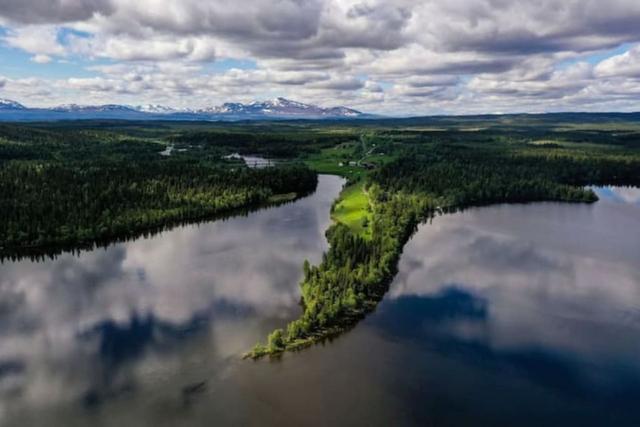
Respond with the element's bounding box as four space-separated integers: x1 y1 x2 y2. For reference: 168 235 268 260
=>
332 183 371 239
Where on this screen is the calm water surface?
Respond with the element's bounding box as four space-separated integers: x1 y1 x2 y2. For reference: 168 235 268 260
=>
1 182 639 426
223 153 275 168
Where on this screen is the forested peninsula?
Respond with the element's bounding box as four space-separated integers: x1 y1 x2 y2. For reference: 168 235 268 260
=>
248 127 640 357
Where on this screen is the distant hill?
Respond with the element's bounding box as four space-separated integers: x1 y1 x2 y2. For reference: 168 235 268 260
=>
0 97 371 121
0 98 26 110
1 98 638 123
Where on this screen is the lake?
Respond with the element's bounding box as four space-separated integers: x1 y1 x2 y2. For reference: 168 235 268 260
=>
223 153 276 168
0 181 639 426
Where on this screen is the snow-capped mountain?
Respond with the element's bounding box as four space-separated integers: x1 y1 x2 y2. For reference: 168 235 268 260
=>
196 98 366 118
0 97 371 121
199 102 251 115
134 104 180 114
52 104 138 113
324 106 362 117
0 98 26 110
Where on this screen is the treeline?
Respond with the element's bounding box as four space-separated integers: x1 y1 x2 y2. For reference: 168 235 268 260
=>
372 143 640 207
169 130 356 158
0 124 162 163
0 158 316 254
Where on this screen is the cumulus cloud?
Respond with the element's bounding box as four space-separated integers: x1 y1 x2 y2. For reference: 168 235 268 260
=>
411 0 640 54
1 0 640 113
595 45 640 78
468 62 594 99
30 54 52 63
68 33 218 62
3 26 67 57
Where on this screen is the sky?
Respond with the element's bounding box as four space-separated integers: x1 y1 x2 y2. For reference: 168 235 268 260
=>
0 0 640 116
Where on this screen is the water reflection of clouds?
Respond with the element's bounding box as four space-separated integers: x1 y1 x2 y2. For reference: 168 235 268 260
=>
385 195 640 375
0 175 344 421
374 288 640 407
594 186 640 205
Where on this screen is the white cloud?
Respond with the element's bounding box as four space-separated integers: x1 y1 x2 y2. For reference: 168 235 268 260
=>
1 1 640 113
595 45 640 78
3 25 66 57
30 54 52 63
66 33 218 62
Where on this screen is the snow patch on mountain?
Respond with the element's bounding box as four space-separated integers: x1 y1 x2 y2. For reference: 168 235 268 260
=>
0 99 26 110
195 97 364 118
135 104 179 114
52 104 138 113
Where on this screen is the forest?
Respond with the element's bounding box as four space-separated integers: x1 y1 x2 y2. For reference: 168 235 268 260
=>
0 123 317 258
1 117 640 355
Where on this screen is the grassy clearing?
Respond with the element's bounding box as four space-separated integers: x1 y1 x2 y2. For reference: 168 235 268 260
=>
304 143 399 182
332 182 371 239
303 145 367 181
302 133 402 239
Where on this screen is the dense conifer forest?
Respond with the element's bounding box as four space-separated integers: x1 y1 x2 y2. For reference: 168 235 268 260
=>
0 124 316 257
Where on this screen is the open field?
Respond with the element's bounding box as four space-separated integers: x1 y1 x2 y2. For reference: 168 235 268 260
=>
332 182 371 239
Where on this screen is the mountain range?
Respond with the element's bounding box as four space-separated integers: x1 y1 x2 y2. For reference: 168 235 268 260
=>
0 97 370 121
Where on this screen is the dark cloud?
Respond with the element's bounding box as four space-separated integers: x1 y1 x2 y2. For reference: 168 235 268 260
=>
0 0 114 24
99 1 326 48
404 76 460 88
312 77 365 91
272 72 329 86
323 2 411 50
425 0 640 55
